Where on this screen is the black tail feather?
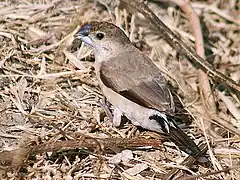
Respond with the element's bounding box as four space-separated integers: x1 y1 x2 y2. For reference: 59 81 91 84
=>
150 115 201 156
168 121 201 156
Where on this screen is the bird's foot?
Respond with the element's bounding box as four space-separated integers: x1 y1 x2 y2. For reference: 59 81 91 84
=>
112 107 123 127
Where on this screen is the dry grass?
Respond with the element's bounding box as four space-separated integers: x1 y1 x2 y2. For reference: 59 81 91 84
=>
0 0 239 179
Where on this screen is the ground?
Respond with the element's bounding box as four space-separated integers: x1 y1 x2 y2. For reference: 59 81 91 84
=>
0 0 239 179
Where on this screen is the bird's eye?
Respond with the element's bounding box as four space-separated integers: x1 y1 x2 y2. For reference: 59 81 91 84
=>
96 32 105 40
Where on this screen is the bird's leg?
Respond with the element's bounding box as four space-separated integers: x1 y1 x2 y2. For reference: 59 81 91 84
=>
99 96 113 120
99 96 123 127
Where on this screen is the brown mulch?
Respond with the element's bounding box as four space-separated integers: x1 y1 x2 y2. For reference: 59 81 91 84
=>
0 0 239 179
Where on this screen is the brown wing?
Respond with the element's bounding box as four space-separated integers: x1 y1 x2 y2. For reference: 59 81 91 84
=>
99 50 174 114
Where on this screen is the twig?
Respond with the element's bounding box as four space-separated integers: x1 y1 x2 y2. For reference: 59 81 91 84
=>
0 69 87 79
176 0 216 114
217 91 240 121
0 134 164 169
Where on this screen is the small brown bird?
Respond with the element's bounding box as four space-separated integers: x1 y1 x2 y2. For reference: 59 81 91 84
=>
74 21 200 156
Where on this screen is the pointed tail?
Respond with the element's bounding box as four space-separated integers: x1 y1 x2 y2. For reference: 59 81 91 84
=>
150 114 201 156
168 120 201 156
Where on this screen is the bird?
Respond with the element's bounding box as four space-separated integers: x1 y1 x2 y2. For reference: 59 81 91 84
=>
74 21 201 156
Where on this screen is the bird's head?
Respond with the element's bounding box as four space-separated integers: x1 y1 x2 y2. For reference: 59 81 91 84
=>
74 22 131 57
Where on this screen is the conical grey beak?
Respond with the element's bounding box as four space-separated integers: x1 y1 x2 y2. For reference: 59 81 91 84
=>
74 24 93 45
74 24 91 37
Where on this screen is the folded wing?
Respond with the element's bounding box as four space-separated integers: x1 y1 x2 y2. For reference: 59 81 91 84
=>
99 50 174 115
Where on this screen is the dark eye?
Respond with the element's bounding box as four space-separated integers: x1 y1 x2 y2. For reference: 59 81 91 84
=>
96 32 104 40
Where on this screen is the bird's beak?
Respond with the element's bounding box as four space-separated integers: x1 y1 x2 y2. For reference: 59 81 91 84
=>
74 24 93 46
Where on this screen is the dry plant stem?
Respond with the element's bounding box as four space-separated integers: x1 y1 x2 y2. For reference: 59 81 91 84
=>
32 136 163 153
0 135 163 168
177 0 216 114
182 166 240 180
165 143 208 179
209 114 240 136
119 0 240 93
